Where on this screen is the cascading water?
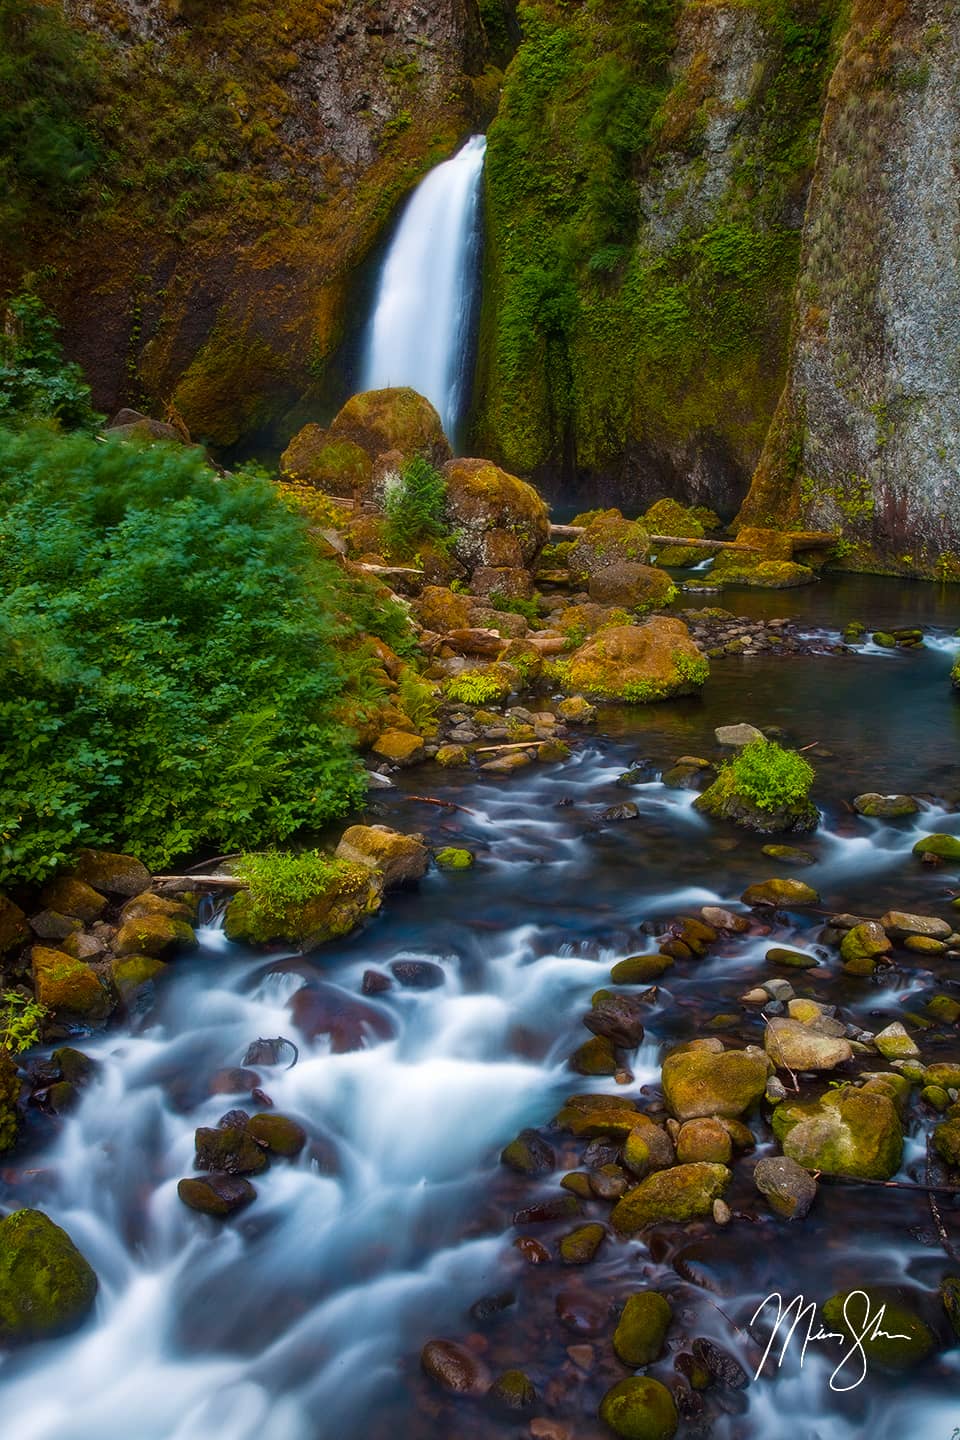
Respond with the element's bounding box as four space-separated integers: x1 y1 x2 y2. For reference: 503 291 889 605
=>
360 135 486 443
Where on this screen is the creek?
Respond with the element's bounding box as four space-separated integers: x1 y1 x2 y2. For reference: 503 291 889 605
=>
1 576 960 1440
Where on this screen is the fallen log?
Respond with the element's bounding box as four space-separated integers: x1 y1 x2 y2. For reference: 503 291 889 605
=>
546 523 759 552
152 874 246 889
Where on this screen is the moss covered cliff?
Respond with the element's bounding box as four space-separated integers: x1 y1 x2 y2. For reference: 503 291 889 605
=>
0 0 495 447
473 0 843 515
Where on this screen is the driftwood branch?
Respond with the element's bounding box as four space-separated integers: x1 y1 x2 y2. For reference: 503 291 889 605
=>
152 874 246 889
403 795 478 816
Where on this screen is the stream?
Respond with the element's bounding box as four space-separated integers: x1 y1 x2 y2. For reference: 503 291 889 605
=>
2 576 960 1440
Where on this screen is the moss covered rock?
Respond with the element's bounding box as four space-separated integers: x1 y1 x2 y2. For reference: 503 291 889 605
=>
32 946 112 1022
646 499 713 567
334 824 428 889
822 1290 935 1370
741 878 820 907
611 953 674 983
661 1046 768 1120
280 426 373 497
39 877 107 923
772 1086 902 1180
371 729 426 765
913 833 960 862
413 585 473 632
568 519 651 583
554 1092 643 1139
177 1175 257 1218
933 1117 960 1168
70 849 151 896
676 1117 732 1164
840 921 892 964
613 1291 673 1366
764 1018 852 1072
194 1124 268 1176
434 847 474 869
223 862 382 948
559 617 708 702
612 1162 730 1234
0 1048 19 1153
442 457 550 569
111 954 168 1006
599 1376 678 1440
588 563 677 613
0 1209 98 1343
246 1112 306 1158
559 1221 606 1264
115 913 196 958
327 388 451 469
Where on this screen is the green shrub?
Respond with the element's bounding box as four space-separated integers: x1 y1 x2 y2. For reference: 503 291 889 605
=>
444 671 509 705
0 294 100 430
0 990 47 1054
383 455 449 558
0 426 380 884
727 738 814 812
397 667 440 730
489 590 542 626
234 849 344 924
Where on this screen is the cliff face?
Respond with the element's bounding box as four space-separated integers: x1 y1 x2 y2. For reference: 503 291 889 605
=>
473 0 842 515
1 0 492 446
738 0 960 577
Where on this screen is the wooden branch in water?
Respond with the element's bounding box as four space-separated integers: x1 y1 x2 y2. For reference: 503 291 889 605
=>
403 795 477 816
817 1172 960 1198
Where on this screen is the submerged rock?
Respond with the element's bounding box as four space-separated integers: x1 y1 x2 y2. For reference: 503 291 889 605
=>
753 1155 817 1219
421 1338 491 1396
0 1209 98 1343
489 1369 537 1410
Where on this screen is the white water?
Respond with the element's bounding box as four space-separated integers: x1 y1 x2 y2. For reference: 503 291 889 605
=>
361 136 487 441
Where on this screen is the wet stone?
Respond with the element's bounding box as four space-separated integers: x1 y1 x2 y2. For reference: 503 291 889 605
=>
556 1289 610 1336
559 1222 606 1264
390 959 445 989
194 1125 269 1176
500 1128 555 1176
177 1175 257 1218
420 1339 491 1396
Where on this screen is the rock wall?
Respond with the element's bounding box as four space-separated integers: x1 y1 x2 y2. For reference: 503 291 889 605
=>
737 0 960 577
1 0 494 447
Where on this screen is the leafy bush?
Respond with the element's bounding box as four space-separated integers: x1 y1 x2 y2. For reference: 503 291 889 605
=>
727 738 814 812
444 672 509 705
383 455 449 558
489 590 542 627
0 294 100 430
234 849 344 924
397 667 441 730
0 426 386 884
0 990 47 1054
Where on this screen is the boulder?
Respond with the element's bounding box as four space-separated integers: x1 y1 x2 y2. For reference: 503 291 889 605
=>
111 954 168 1006
421 1338 492 1395
489 1369 537 1410
39 877 107 923
434 846 474 868
554 1092 642 1139
223 862 382 948
279 426 373 497
371 729 426 765
246 1112 306 1158
583 992 646 1048
695 773 818 834
913 834 960 861
0 1209 98 1343
501 1129 555 1176
568 518 651 582
390 959 445 989
70 849 151 896
881 911 952 940
0 893 28 955
645 498 713 567
334 824 428 889
588 562 676 613
772 1087 902 1180
194 1124 268 1175
661 1047 769 1120
31 946 112 1022
840 922 891 964
853 793 920 818
599 1377 678 1440
715 723 765 747
115 913 196 958
764 1018 853 1072
873 1022 920 1060
177 1175 257 1217
611 1163 731 1234
822 1290 935 1369
933 1117 960 1167
741 878 820 907
442 457 550 569
570 1035 619 1075
556 695 597 723
327 387 451 469
413 584 473 632
558 1222 606 1264
753 1155 817 1219
613 1291 673 1366
289 983 394 1052
120 891 195 924
676 1118 732 1164
560 618 708 703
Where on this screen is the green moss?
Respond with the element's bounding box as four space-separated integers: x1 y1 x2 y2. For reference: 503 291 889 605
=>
434 847 475 870
727 738 814 811
0 1208 98 1343
225 852 382 946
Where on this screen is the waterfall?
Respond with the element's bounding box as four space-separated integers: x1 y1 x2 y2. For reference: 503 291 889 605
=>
360 135 486 444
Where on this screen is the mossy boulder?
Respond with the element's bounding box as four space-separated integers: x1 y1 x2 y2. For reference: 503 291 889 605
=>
559 618 708 702
708 559 815 588
568 518 651 583
554 1092 644 1139
645 498 712 567
840 922 892 964
120 891 196 925
588 563 677 614
0 893 28 955
0 1048 19 1153
115 913 196 958
327 388 451 469
279 425 374 497
334 824 428 889
741 878 820 907
611 1163 731 1234
32 946 113 1022
111 954 168 1006
70 848 151 896
0 1209 98 1343
246 1112 306 1158
933 1117 960 1168
599 1377 678 1440
852 793 919 818
371 729 426 765
559 1221 606 1264
223 862 383 948
613 1291 673 1366
772 1086 903 1180
39 877 107 923
413 585 473 632
676 1117 732 1164
611 953 674 983
765 1018 853 1072
442 457 550 569
822 1290 935 1370
570 1035 619 1075
661 1047 769 1120
194 1124 269 1176
695 769 818 833
913 833 960 862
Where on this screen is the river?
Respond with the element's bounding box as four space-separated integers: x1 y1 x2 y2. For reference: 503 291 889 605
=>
2 575 959 1440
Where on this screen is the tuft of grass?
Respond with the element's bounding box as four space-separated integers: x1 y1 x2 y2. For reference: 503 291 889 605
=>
727 738 814 812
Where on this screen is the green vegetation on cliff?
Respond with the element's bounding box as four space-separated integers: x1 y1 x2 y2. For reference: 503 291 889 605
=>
0 425 403 884
476 0 843 488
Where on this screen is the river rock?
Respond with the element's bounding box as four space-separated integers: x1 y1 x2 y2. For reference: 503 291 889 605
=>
853 793 920 817
599 1377 678 1440
560 618 708 703
115 912 196 957
753 1155 817 1219
913 833 960 861
741 878 820 907
588 561 676 612
111 954 168 1006
334 824 429 888
371 729 426 765
421 1337 492 1396
0 893 28 954
822 1290 935 1369
570 1035 619 1075
554 1093 642 1138
71 848 151 896
500 1128 555 1176
881 910 952 940
613 1292 673 1366
764 1018 853 1071
31 945 113 1022
390 958 445 989
715 723 764 747
559 1222 606 1264
840 921 891 964
933 1117 960 1167
583 993 646 1048
676 1118 732 1164
611 954 674 983
0 1209 98 1342
194 1125 269 1175
39 877 107 922
246 1112 306 1157
289 983 394 1051
623 1117 677 1174
873 1022 919 1060
772 1087 902 1179
225 865 383 947
766 947 819 969
611 1163 731 1234
661 1047 769 1119
177 1175 257 1217
556 1289 609 1336
489 1369 537 1410
701 905 751 933
443 456 550 569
